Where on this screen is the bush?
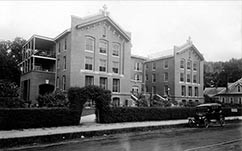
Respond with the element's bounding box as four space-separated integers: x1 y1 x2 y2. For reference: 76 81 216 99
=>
68 85 111 111
99 107 196 123
98 107 242 123
36 90 68 107
0 97 25 108
0 108 80 130
0 81 19 97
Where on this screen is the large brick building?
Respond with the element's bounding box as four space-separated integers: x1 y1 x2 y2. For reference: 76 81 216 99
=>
20 9 132 106
19 9 205 106
144 39 204 104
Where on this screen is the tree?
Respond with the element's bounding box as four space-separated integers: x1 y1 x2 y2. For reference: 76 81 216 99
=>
0 37 26 85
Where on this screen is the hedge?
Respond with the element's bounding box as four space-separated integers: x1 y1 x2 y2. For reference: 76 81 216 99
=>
98 107 242 123
0 108 81 130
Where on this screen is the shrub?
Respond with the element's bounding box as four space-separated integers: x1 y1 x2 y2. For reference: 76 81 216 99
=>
0 81 19 97
68 85 111 111
0 97 25 108
36 90 68 107
0 108 80 130
98 107 241 123
99 107 196 123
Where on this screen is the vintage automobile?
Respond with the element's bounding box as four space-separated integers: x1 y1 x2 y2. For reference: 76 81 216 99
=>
188 103 225 128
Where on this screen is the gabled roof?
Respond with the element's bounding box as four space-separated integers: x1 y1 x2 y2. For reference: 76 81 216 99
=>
217 78 242 95
203 87 225 97
131 54 148 60
145 40 204 63
75 12 131 41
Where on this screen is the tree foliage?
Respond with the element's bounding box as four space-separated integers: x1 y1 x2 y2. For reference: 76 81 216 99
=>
204 58 242 88
0 37 26 85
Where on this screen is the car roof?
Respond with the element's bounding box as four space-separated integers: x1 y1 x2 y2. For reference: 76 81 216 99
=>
197 103 221 107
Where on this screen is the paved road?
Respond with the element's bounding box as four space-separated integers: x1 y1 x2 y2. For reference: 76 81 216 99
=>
13 122 242 151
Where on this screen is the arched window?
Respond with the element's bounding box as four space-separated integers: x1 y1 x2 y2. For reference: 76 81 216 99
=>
112 43 120 56
99 40 108 54
85 36 95 51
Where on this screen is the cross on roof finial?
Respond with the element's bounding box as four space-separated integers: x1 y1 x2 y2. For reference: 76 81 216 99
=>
101 4 109 16
187 36 192 44
103 4 107 12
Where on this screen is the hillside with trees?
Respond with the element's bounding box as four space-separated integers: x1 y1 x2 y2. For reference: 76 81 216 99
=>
204 58 242 88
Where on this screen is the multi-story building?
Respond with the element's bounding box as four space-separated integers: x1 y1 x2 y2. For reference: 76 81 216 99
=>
130 55 147 94
19 35 56 102
20 9 132 106
144 39 204 104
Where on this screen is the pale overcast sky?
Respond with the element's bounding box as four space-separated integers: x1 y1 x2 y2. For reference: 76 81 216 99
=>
0 1 241 61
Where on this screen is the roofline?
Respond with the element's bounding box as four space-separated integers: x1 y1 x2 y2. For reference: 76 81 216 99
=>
76 16 130 41
144 55 173 63
23 34 55 48
177 43 204 61
54 29 71 41
131 54 148 60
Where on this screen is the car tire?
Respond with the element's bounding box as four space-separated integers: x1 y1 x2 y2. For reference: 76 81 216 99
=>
188 119 193 127
220 117 225 127
204 119 209 128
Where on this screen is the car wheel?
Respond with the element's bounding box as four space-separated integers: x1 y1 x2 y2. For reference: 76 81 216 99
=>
220 117 225 127
204 119 209 128
188 119 193 127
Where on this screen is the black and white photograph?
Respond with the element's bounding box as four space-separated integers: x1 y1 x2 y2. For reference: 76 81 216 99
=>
0 1 241 150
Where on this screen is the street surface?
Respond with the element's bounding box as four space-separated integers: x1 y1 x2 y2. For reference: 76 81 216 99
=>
13 122 242 151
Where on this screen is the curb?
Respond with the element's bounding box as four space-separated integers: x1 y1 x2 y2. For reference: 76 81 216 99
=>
0 123 187 149
1 118 241 149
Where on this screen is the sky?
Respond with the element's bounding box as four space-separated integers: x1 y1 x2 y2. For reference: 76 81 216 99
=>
0 1 241 61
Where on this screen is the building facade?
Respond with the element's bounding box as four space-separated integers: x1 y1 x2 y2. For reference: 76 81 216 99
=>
216 78 242 106
144 39 204 104
20 10 132 106
130 55 146 94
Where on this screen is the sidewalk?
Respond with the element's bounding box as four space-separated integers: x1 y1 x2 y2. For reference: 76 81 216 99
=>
1 115 241 140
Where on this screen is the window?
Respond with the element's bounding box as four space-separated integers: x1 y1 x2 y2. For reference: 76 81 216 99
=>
193 74 197 83
135 62 141 71
85 76 94 86
58 42 61 53
230 98 233 104
181 85 186 96
187 74 191 82
188 86 192 96
85 37 94 51
62 75 66 90
146 86 149 92
164 60 168 69
113 97 120 107
180 59 185 68
238 86 241 92
146 64 148 69
164 85 169 95
112 61 119 74
164 72 168 82
195 87 198 96
180 72 184 82
100 77 107 90
135 74 142 82
193 62 197 71
99 40 108 54
152 86 156 94
85 57 93 70
152 74 156 82
113 79 120 92
99 59 107 72
152 62 156 70
222 97 225 103
112 43 120 56
57 58 60 69
63 56 66 70
64 38 67 50
187 60 192 70
146 74 148 81
56 77 59 88
103 27 107 37
239 98 242 104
